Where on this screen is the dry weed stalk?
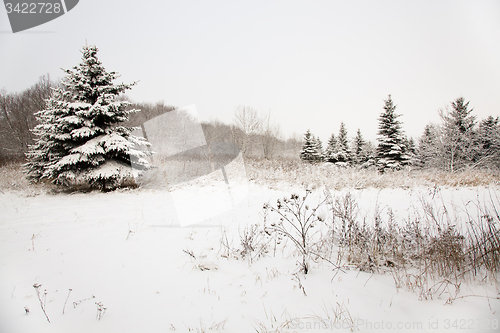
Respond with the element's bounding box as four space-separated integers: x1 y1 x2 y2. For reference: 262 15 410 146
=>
264 189 327 273
95 301 107 320
33 283 50 323
62 288 72 315
245 158 500 190
219 225 270 262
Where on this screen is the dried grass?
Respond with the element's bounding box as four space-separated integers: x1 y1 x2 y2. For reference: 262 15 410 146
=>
245 158 500 189
319 189 500 290
0 163 50 195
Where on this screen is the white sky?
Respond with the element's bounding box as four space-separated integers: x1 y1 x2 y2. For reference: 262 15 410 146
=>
1 0 499 142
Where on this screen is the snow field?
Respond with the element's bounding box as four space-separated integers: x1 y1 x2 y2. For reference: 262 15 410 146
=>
0 183 499 332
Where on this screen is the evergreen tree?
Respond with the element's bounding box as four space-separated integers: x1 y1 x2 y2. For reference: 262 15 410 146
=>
403 136 417 166
352 128 366 165
440 97 476 171
376 95 408 172
336 122 351 163
25 45 151 191
477 116 500 167
445 97 476 133
361 141 377 168
25 92 68 181
478 116 499 150
300 129 318 162
324 133 338 163
418 124 441 168
314 136 324 161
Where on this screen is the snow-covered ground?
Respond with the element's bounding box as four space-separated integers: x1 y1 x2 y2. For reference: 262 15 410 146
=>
0 180 499 333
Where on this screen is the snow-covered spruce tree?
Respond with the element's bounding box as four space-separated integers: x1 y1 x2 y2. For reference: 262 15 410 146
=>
300 129 320 162
314 136 324 162
361 141 377 168
324 133 338 163
403 136 417 166
440 97 476 172
352 128 366 165
376 95 408 172
417 124 441 168
336 122 351 164
477 116 500 167
24 90 67 181
25 45 151 191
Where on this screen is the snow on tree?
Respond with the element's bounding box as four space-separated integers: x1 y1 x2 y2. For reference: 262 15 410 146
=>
403 136 417 166
417 124 441 168
477 115 500 167
335 122 351 164
25 45 151 191
324 123 351 165
439 97 476 172
300 129 321 162
314 136 324 161
376 95 409 172
352 128 367 165
360 141 377 168
324 133 338 163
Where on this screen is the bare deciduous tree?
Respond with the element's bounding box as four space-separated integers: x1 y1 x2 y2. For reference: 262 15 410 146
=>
233 106 261 156
259 111 281 160
0 75 54 163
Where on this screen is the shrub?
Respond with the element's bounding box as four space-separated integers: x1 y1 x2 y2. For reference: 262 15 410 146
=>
263 189 327 273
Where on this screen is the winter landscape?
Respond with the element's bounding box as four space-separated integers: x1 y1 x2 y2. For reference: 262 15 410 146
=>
0 42 499 333
0 170 499 333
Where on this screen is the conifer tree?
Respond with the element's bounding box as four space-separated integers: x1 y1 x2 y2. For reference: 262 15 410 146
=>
336 122 351 164
477 116 500 167
314 136 324 162
324 133 338 163
403 136 417 166
361 141 377 167
300 129 318 162
25 45 151 190
418 124 441 168
352 128 366 165
376 95 408 172
440 97 476 171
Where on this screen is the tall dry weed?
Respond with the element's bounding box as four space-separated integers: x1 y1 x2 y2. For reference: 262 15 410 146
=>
246 158 500 189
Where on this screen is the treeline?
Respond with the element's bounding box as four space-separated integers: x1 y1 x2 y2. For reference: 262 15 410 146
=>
419 98 500 171
2 77 497 172
0 77 300 165
300 95 500 172
126 103 301 160
0 76 54 163
0 78 178 165
201 106 301 160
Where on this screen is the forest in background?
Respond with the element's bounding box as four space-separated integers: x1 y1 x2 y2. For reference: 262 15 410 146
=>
1 75 499 173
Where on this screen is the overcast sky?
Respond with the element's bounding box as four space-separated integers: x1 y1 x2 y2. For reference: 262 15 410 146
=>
1 0 499 142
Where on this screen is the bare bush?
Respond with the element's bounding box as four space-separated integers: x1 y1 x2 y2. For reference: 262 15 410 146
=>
263 189 327 273
259 186 500 294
